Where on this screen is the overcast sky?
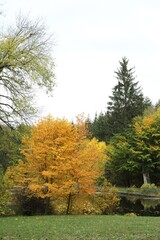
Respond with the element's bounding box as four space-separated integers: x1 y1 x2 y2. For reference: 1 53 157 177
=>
3 0 160 121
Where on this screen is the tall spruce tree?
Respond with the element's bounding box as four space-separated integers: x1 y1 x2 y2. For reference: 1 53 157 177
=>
106 57 151 138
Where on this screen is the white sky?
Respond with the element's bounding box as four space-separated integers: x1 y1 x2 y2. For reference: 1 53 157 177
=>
2 0 160 121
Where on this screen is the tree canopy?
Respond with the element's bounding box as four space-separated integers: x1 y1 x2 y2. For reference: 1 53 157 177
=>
0 16 55 127
0 124 31 172
105 108 160 186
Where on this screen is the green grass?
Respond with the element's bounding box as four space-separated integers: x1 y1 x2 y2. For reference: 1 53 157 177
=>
0 215 160 240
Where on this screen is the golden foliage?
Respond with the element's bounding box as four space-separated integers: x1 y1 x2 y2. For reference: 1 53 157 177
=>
5 116 107 213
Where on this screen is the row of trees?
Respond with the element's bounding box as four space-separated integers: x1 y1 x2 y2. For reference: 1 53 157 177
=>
88 57 160 187
0 12 119 216
1 54 160 214
0 9 159 214
1 116 119 215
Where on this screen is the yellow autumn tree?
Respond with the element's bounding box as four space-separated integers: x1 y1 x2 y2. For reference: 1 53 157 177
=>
6 115 107 214
133 108 160 184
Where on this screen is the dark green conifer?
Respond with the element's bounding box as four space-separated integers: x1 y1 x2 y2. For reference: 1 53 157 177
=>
107 57 151 138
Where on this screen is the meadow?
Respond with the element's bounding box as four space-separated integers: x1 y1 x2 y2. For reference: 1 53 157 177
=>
0 215 160 240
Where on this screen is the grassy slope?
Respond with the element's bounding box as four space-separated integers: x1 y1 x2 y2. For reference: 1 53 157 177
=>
0 215 160 240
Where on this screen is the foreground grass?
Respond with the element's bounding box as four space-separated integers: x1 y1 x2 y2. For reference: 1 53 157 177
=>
0 215 160 240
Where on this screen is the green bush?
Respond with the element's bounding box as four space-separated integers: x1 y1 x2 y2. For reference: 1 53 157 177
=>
140 183 158 195
0 190 14 216
0 167 14 216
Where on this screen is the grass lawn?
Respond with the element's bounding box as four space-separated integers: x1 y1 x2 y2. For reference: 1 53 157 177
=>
0 215 160 240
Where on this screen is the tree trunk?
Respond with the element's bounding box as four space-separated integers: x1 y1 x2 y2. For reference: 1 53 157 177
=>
66 193 72 215
142 172 151 184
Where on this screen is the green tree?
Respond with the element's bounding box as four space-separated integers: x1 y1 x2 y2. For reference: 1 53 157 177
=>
131 111 160 184
155 99 160 110
0 124 31 172
88 57 151 143
106 109 160 186
88 112 109 142
0 166 14 216
107 57 151 138
105 134 141 187
0 16 55 127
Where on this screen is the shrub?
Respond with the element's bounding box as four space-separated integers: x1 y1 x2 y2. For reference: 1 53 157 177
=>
0 167 14 216
94 184 120 214
0 189 14 216
51 183 120 215
125 212 137 216
141 183 158 195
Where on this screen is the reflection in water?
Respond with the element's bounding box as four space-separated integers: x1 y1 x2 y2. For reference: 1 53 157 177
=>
141 198 160 210
118 196 160 216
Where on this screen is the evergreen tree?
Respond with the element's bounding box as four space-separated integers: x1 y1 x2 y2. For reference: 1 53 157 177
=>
107 57 151 138
88 112 109 142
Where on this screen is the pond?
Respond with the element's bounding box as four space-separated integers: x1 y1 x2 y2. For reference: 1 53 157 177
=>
118 196 160 216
